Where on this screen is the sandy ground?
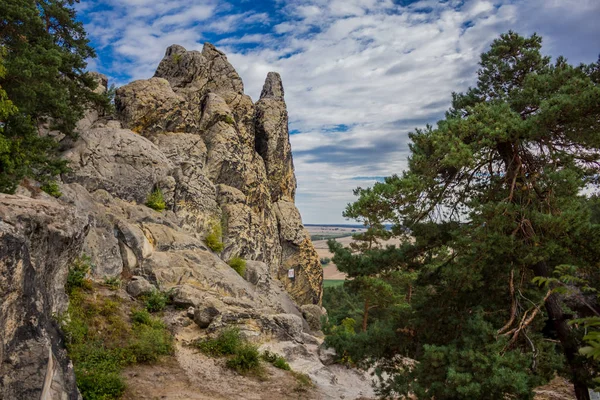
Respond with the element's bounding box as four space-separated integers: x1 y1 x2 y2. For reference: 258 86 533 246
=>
123 314 376 400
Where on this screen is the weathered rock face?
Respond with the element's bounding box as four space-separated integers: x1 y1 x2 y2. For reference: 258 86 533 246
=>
0 192 88 399
255 72 297 203
108 43 322 305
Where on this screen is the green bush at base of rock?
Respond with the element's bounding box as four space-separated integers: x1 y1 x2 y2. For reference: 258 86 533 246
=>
228 256 246 277
261 350 291 370
41 181 62 198
141 289 170 312
66 256 92 294
194 328 263 375
225 343 261 374
194 327 243 356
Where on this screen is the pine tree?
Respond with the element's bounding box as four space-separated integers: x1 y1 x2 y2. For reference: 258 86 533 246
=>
0 0 108 192
330 32 600 399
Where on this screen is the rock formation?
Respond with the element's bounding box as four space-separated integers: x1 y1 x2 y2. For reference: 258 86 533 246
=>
74 43 322 305
0 192 88 399
0 43 340 399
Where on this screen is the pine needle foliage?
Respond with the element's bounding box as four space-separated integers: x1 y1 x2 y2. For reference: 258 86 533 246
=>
0 0 111 192
327 32 600 400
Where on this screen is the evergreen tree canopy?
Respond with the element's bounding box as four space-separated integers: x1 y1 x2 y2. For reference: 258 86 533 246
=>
328 32 600 400
0 0 107 192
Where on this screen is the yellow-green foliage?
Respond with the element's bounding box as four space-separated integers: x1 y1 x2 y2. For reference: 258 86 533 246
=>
225 343 261 374
103 276 122 290
40 181 62 198
204 220 224 252
145 188 166 211
228 257 246 277
60 279 173 399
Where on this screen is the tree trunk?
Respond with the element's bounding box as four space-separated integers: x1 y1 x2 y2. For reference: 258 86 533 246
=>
533 262 590 400
362 298 369 332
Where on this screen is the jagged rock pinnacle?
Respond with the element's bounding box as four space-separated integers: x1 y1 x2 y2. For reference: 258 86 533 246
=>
260 71 285 100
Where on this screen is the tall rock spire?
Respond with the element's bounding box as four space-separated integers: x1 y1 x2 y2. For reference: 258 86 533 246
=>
255 72 297 202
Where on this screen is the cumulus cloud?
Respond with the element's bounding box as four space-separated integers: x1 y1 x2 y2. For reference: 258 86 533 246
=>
79 0 600 223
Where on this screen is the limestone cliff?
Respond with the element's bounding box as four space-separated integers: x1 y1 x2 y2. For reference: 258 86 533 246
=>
69 43 322 305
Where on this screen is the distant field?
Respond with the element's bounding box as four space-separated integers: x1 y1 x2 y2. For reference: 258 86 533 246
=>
308 224 406 283
310 233 352 241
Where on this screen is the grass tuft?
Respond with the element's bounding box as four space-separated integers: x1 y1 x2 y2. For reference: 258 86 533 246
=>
194 327 243 356
261 350 291 370
145 188 166 212
228 256 246 277
225 343 261 373
204 221 224 252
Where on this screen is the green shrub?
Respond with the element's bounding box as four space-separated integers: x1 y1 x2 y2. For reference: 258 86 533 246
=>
41 181 62 198
228 256 246 276
204 221 224 252
61 282 174 400
225 343 261 374
273 356 291 370
262 350 290 370
194 327 243 356
142 289 169 312
320 257 331 265
129 322 173 363
66 256 92 294
103 276 121 290
131 309 153 326
222 114 235 125
145 188 166 211
75 367 126 400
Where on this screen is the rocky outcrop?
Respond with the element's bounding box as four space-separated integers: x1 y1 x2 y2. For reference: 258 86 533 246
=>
255 72 296 202
108 43 321 305
0 42 348 400
62 125 174 204
0 192 88 399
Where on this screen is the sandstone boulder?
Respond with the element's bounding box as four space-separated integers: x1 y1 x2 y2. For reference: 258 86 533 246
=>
301 304 326 332
62 127 174 204
116 77 196 134
126 276 155 297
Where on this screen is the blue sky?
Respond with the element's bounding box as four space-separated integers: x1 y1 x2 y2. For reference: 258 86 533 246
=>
76 0 600 224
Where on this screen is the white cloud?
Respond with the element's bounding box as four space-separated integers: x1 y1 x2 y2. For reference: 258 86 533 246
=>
80 0 600 223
